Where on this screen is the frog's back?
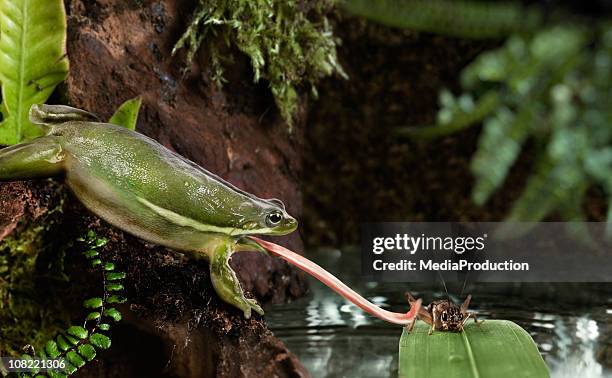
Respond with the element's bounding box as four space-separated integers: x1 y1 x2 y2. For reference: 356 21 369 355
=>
54 121 260 245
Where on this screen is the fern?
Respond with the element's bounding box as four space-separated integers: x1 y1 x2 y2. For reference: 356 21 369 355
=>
407 25 612 224
342 0 540 39
18 231 126 377
350 1 611 224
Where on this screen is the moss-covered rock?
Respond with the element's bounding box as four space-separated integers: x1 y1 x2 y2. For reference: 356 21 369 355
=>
0 180 69 356
173 0 346 127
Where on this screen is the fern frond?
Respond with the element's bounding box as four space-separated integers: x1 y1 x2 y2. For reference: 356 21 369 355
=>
21 231 127 377
342 0 540 39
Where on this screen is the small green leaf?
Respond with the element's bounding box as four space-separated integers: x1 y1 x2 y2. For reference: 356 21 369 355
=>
95 238 108 247
66 350 85 368
45 340 60 358
56 335 71 351
65 335 80 346
83 249 99 258
83 297 103 309
77 344 96 361
91 259 102 267
67 326 88 340
87 311 101 321
106 272 126 281
60 361 77 375
103 262 115 271
98 323 111 331
89 333 111 350
106 283 124 291
87 230 96 240
104 308 122 322
107 295 127 304
109 96 142 131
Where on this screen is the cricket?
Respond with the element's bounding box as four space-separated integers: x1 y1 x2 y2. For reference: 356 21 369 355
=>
405 292 482 335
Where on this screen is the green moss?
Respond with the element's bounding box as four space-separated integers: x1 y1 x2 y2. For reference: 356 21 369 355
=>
0 183 69 356
173 0 346 129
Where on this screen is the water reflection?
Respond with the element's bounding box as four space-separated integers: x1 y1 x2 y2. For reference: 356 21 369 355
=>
266 248 612 378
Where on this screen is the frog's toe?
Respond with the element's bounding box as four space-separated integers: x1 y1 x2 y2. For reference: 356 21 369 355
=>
241 306 252 319
246 298 264 316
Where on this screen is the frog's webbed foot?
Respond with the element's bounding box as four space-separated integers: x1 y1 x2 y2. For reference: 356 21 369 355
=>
209 241 264 319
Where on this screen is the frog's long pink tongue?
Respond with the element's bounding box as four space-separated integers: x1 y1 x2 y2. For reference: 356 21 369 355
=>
249 236 421 326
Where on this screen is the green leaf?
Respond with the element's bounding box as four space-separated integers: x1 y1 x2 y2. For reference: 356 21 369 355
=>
106 283 124 291
83 297 103 309
98 323 111 331
399 320 549 378
83 249 99 258
65 335 79 346
45 340 60 358
77 344 96 361
342 0 540 39
95 237 108 247
107 295 127 304
0 0 69 144
395 91 499 139
104 307 122 322
106 272 126 281
61 360 77 375
108 96 142 131
56 335 71 351
86 311 101 321
66 326 88 340
103 262 115 271
89 333 111 350
471 105 532 205
66 350 85 368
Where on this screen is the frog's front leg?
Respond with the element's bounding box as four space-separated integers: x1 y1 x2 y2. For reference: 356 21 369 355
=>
209 240 264 319
0 136 65 180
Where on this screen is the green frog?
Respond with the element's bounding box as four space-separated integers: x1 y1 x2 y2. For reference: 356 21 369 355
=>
0 104 298 318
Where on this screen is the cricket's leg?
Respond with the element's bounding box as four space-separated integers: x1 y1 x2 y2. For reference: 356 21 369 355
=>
461 312 483 328
429 311 438 335
209 241 264 319
0 136 64 180
407 318 416 332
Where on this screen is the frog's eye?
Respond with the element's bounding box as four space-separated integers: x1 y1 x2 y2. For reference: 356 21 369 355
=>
266 211 283 227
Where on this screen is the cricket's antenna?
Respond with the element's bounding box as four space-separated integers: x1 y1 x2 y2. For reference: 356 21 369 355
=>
459 273 469 298
437 271 450 302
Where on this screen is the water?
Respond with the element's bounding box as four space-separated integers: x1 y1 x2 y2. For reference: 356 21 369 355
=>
266 248 612 378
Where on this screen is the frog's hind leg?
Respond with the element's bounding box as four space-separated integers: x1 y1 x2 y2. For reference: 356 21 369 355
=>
0 136 65 180
209 241 264 319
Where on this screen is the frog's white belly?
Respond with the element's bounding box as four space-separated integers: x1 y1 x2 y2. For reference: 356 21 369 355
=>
65 166 225 258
